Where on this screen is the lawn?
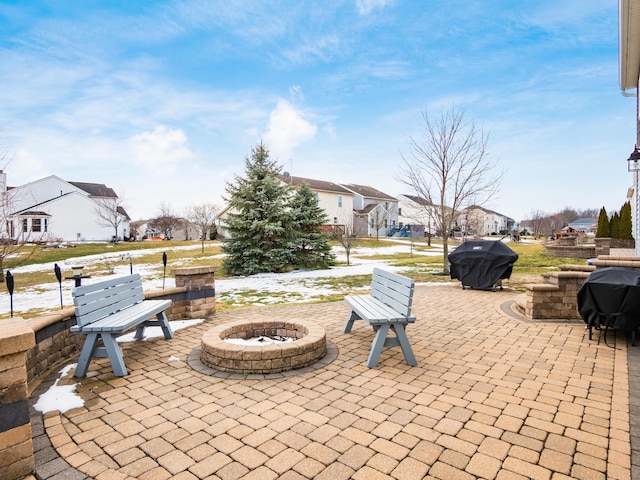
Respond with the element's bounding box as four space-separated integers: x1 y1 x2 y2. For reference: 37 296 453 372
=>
0 237 588 318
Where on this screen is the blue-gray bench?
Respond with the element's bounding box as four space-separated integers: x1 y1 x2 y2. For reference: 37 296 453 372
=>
71 273 173 377
344 268 417 368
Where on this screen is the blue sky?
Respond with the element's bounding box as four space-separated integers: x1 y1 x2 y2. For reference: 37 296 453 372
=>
0 0 634 222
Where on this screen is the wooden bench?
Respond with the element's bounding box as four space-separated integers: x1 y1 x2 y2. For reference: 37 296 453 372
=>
70 273 173 377
344 268 417 367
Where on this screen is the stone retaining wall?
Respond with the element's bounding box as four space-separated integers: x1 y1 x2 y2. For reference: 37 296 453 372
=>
0 266 216 480
517 256 640 321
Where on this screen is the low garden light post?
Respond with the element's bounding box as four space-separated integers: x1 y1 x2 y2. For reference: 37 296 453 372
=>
122 254 133 274
162 252 167 289
6 270 14 318
54 263 63 308
627 146 640 256
66 265 90 287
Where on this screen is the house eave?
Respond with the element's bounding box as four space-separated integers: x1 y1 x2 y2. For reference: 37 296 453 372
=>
620 0 640 93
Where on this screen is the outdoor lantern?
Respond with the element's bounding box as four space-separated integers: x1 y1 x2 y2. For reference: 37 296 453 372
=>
71 265 84 276
628 146 640 172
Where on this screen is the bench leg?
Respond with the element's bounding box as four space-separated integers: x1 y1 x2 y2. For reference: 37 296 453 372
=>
367 324 390 367
74 332 128 377
366 323 417 368
135 311 174 340
344 310 361 333
391 324 417 366
74 333 100 377
102 333 128 377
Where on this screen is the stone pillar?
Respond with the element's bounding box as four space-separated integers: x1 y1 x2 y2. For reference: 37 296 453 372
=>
172 266 216 318
0 318 36 479
594 237 611 256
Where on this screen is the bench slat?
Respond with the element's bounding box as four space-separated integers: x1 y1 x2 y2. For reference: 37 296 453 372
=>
71 300 171 333
73 274 146 327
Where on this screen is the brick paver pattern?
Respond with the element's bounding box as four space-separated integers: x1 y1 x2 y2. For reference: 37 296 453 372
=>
36 284 631 479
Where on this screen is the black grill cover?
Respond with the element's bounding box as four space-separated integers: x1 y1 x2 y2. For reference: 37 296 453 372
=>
577 267 640 332
448 240 518 290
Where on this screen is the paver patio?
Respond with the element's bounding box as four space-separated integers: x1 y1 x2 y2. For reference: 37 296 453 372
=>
29 283 632 479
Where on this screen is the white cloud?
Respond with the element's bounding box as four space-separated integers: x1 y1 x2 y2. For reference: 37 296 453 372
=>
356 0 393 15
263 100 317 161
129 126 194 173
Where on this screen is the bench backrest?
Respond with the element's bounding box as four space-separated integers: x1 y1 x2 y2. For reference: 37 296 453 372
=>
370 267 415 317
73 274 145 327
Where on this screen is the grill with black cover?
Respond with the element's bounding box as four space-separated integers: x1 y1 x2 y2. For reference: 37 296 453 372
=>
448 240 518 291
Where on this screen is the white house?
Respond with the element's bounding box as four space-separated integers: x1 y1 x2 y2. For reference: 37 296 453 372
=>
459 206 514 236
281 174 355 233
340 184 398 237
1 172 130 242
397 194 440 236
567 218 597 233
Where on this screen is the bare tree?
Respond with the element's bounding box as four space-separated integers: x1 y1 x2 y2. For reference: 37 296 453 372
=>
149 202 181 240
331 212 357 265
526 210 546 238
94 195 129 242
186 203 220 253
399 107 502 274
370 204 390 241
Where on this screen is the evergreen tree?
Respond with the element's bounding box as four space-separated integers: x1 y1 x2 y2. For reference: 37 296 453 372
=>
596 206 610 238
289 182 336 269
620 201 633 240
610 211 621 239
222 142 295 275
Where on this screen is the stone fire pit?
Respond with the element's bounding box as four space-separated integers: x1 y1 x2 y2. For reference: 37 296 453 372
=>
200 319 326 374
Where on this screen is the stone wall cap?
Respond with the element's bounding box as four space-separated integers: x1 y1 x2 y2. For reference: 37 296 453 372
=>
26 308 76 331
0 317 35 355
523 284 560 291
172 266 217 275
558 264 596 272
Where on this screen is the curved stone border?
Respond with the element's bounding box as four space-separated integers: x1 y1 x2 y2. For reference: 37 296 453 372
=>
200 319 327 374
188 339 338 380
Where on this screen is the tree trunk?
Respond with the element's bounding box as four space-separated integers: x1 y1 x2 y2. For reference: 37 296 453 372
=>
442 238 450 275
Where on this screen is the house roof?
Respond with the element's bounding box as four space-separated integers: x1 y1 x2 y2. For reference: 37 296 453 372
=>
341 184 396 201
69 181 117 198
15 210 51 217
279 174 352 194
117 206 131 221
401 194 432 207
569 218 596 225
355 204 379 215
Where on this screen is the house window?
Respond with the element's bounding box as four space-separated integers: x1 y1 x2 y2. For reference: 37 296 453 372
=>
338 196 343 207
44 218 48 232
6 221 13 238
370 218 374 228
314 193 319 204
32 219 41 232
22 218 28 232
398 208 402 215
384 220 388 228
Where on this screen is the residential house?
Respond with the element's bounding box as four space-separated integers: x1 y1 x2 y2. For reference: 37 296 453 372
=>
1 172 130 242
460 206 515 236
340 184 398 238
397 194 440 236
567 218 597 233
130 218 198 241
217 174 355 238
619 1 640 254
